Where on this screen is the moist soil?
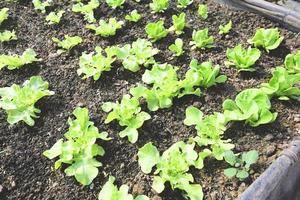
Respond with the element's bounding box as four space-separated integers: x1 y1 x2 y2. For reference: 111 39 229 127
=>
0 0 300 199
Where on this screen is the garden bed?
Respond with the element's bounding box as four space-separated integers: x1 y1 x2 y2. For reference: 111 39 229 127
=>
0 0 300 199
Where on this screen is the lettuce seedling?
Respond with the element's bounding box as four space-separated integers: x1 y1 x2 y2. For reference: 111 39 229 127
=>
46 10 65 25
226 44 261 72
284 50 300 74
0 8 9 25
101 94 151 143
32 0 52 13
86 18 124 37
138 142 209 200
98 176 149 200
168 38 184 57
223 88 277 127
78 46 117 80
190 28 214 50
0 30 17 42
219 20 232 35
248 28 284 52
261 67 300 100
177 0 193 8
105 0 125 9
0 48 41 70
223 150 259 180
43 107 110 185
72 0 100 23
150 0 169 13
115 38 159 72
52 35 82 52
125 10 141 22
198 4 208 19
145 20 168 42
0 76 54 126
169 13 186 35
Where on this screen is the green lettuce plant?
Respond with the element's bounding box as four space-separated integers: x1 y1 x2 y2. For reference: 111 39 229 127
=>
168 38 184 57
226 44 261 72
125 10 141 22
0 76 54 126
198 4 208 19
190 28 214 50
105 0 125 9
169 13 186 35
46 10 65 25
52 35 82 52
32 0 52 13
284 50 300 74
248 28 284 52
101 94 151 143
177 0 193 8
0 8 9 25
72 0 100 23
150 0 169 13
43 107 110 185
86 18 124 37
0 30 17 42
219 20 232 35
145 20 168 42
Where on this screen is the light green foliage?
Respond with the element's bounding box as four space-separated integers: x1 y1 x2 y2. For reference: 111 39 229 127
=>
138 142 208 200
52 35 82 52
169 13 186 35
46 10 65 25
248 28 284 52
284 50 300 74
0 8 9 25
77 46 117 80
0 76 54 126
150 0 169 13
0 48 41 70
261 67 300 100
43 107 110 185
145 20 168 42
223 88 277 127
177 0 193 8
86 18 124 37
125 10 141 22
226 44 261 72
190 28 214 50
168 38 184 57
115 38 159 72
179 59 227 97
72 0 100 23
0 30 17 42
198 4 208 19
105 0 125 9
219 20 232 35
32 0 52 13
223 150 259 180
98 176 149 200
101 94 151 143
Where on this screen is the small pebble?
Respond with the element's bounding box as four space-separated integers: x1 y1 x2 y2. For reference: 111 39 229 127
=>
264 134 274 141
266 145 276 156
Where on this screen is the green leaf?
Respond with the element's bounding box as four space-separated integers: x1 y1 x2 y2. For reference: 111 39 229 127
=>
168 38 184 56
152 176 165 193
72 0 100 23
236 170 249 180
46 10 65 25
105 0 125 9
0 30 17 43
125 10 141 22
0 8 9 25
198 4 208 19
284 50 300 74
52 35 82 51
145 20 168 42
177 0 193 8
119 127 139 143
223 150 237 166
242 150 259 169
150 0 169 13
138 142 160 174
32 0 51 13
169 13 185 35
86 18 124 37
219 20 232 35
184 106 203 126
43 139 63 159
190 28 214 49
224 168 237 178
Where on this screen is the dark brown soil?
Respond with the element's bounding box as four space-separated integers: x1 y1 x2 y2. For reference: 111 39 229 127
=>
0 0 299 199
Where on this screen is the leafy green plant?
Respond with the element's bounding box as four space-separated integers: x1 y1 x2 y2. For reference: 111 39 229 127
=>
0 8 9 25
226 44 261 72
101 94 151 143
138 142 209 200
177 0 193 8
190 28 214 50
43 107 110 185
284 50 300 74
77 46 117 80
125 10 141 22
261 67 300 100
32 0 52 13
169 13 186 35
223 150 259 180
72 0 100 23
168 38 184 57
86 18 124 37
0 48 41 70
98 176 149 200
115 38 159 72
46 10 65 25
150 0 169 13
105 0 125 9
0 30 17 42
219 20 232 35
223 88 277 127
248 28 284 52
145 20 168 42
52 35 82 52
0 76 54 126
198 4 208 19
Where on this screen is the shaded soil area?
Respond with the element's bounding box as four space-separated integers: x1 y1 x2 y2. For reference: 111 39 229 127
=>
0 0 300 199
